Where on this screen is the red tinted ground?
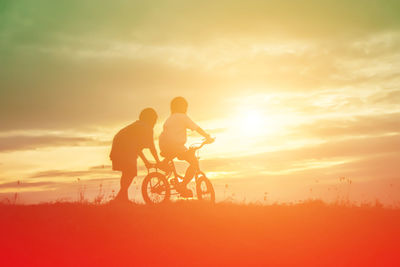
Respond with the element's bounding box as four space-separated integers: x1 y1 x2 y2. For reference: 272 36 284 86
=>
1 201 399 266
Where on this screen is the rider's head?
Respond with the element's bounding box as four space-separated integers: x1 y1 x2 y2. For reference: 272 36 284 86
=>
139 108 158 127
170 96 188 114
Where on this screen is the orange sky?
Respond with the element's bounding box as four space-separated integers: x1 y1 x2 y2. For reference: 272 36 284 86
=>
0 0 399 204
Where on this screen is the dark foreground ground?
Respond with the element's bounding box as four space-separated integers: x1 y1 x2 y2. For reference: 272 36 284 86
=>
1 201 399 266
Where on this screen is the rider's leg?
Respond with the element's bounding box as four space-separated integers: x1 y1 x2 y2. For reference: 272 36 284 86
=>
181 150 199 186
174 152 198 197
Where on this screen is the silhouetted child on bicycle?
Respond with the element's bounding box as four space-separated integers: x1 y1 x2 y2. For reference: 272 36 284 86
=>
110 108 161 202
159 97 213 197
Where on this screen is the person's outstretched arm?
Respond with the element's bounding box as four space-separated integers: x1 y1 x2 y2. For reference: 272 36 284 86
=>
185 115 212 140
149 142 161 164
138 150 151 169
142 127 160 166
195 127 212 140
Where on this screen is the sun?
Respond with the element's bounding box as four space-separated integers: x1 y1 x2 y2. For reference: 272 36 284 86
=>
238 109 264 136
226 104 275 141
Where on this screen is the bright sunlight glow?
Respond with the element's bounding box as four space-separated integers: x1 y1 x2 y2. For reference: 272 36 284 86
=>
238 109 265 136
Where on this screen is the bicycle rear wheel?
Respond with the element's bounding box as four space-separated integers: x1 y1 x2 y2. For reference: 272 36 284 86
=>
196 172 215 203
142 172 170 204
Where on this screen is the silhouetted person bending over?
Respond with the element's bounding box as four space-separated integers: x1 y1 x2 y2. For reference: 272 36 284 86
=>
110 108 161 202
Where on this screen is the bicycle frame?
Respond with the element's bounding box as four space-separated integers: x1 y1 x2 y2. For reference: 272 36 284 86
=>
153 139 212 194
159 157 200 195
142 138 215 203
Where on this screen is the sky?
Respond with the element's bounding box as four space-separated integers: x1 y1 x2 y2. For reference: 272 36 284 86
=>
0 0 399 204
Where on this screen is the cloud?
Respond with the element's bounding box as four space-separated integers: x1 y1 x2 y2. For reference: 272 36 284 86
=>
266 134 400 163
2 0 400 46
1 36 399 132
29 166 116 179
28 162 153 180
0 135 105 152
202 134 400 174
0 0 399 133
29 170 93 179
0 180 57 189
2 0 399 204
292 112 400 138
327 153 400 179
89 164 112 170
369 89 400 105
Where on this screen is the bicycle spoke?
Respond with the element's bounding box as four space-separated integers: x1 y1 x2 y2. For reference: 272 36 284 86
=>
146 177 167 203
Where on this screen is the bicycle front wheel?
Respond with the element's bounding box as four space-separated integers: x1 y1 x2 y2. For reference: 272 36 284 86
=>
196 172 215 203
142 172 170 204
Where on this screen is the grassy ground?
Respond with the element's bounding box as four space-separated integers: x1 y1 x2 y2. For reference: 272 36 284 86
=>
1 200 399 266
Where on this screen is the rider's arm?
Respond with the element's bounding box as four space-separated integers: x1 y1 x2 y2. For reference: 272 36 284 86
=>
184 115 210 139
195 127 211 140
138 150 151 169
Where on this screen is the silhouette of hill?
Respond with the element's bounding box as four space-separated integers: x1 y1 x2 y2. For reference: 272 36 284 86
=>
1 201 399 266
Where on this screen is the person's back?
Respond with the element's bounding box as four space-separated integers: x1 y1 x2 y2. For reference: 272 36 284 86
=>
159 113 199 157
110 120 152 165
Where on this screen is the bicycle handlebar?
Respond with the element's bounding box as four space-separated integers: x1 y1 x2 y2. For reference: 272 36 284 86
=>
146 137 215 172
190 137 215 151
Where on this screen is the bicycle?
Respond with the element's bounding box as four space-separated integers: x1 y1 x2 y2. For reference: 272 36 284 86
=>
141 138 215 204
